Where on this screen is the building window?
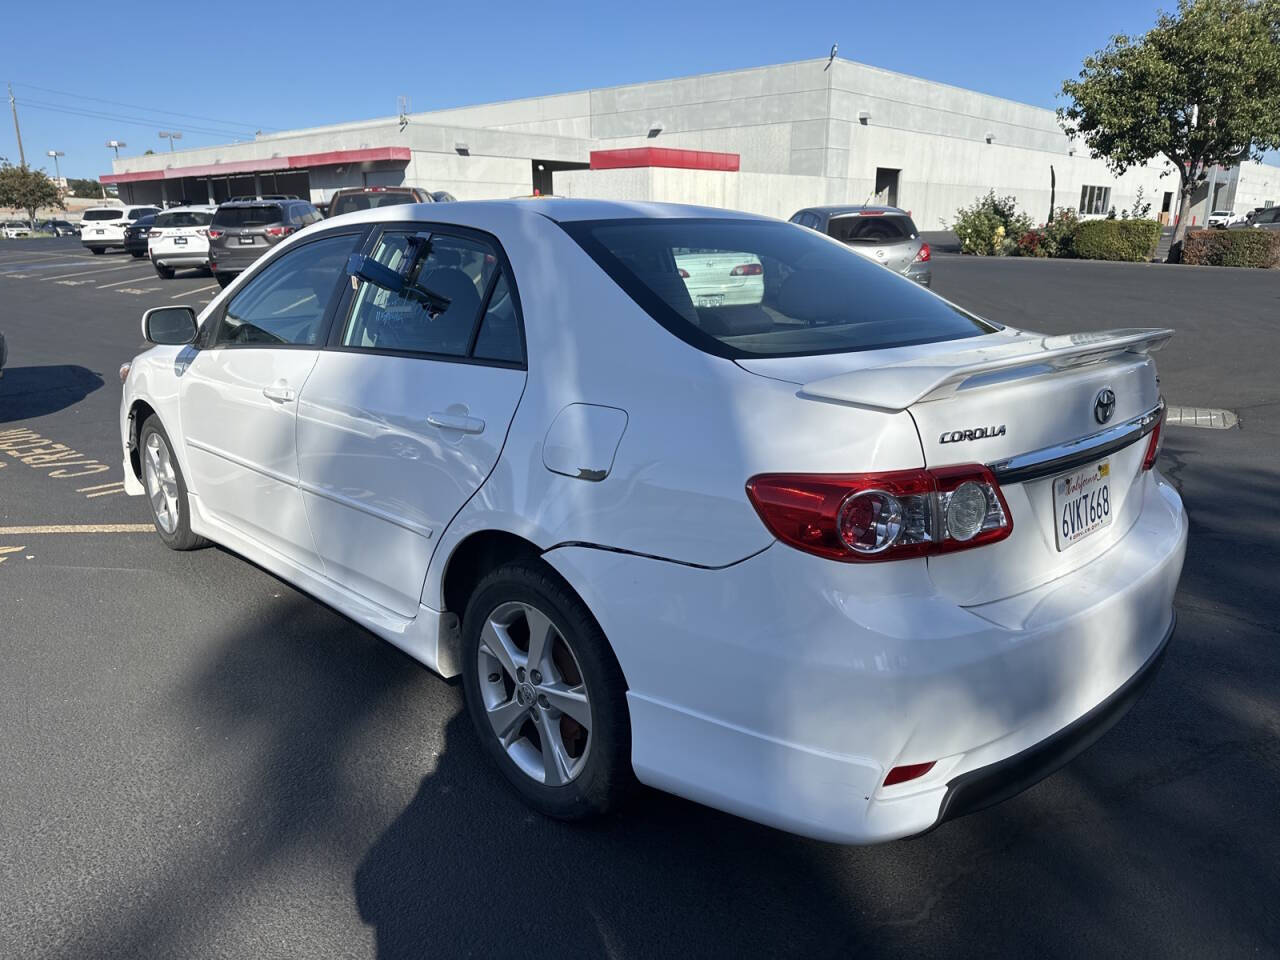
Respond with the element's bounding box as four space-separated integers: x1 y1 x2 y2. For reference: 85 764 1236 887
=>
1266 200 1274 208
1079 185 1112 216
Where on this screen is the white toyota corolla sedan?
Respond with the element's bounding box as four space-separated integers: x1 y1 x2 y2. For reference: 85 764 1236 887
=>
118 199 1187 843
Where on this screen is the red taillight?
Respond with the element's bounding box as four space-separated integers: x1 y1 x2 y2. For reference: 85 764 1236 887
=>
1142 408 1165 471
914 242 931 263
207 228 223 240
884 761 936 786
198 227 208 237
730 262 763 276
745 465 1012 562
264 225 295 238
857 210 886 216
149 229 163 239
678 268 690 278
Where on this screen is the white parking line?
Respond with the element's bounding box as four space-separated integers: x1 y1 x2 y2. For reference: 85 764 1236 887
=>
98 275 158 289
41 263 151 281
172 283 217 299
0 249 100 265
0 524 153 535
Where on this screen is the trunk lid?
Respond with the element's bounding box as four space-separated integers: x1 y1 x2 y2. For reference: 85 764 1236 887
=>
738 328 1171 604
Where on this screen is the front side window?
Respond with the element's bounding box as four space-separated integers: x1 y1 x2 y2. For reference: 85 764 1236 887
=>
562 218 995 359
214 234 358 346
340 230 500 357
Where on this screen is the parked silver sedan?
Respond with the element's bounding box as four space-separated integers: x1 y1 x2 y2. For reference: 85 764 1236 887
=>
1228 207 1280 230
789 205 931 285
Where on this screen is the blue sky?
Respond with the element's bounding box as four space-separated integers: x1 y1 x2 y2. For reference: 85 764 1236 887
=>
3 0 1186 179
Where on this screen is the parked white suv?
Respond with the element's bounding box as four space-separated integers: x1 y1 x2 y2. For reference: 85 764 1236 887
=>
148 205 217 278
80 205 161 254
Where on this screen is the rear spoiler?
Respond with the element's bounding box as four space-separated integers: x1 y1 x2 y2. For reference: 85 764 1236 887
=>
799 328 1174 411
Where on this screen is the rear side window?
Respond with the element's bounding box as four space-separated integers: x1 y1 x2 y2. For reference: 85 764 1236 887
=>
329 191 418 217
82 209 123 221
562 218 994 359
828 213 917 244
153 211 212 228
340 230 501 358
213 204 283 227
128 208 160 219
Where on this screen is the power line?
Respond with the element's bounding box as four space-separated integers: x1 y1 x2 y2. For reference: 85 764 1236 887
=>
18 99 259 142
12 80 274 133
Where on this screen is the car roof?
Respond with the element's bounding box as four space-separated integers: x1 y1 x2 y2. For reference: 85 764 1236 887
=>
802 205 912 218
318 197 772 230
159 204 218 213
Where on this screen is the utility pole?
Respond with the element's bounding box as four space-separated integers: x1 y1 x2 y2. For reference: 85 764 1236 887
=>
8 82 26 167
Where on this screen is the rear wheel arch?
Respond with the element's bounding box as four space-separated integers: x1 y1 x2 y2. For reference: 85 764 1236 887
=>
441 530 542 621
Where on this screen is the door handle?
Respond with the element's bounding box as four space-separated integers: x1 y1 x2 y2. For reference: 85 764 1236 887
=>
263 383 296 403
427 412 485 434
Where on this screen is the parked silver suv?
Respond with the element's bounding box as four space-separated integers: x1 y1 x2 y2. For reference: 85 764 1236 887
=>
789 205 931 286
208 199 322 287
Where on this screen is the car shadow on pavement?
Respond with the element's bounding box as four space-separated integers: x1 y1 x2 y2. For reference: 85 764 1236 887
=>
0 364 105 423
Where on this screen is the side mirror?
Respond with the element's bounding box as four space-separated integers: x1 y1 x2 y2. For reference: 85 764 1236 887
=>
142 306 198 345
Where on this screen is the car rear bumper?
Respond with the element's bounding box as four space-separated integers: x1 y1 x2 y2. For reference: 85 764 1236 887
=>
83 236 124 247
905 262 931 286
544 470 1186 844
209 246 266 272
152 252 210 268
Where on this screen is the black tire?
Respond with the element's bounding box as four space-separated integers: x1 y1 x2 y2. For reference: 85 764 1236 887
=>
130 250 146 259
461 560 632 820
154 263 175 279
138 416 207 551
214 271 234 288
89 247 105 255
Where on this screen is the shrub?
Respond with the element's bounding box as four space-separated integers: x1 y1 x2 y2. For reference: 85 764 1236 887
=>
1182 229 1280 268
1071 218 1162 262
1041 208 1080 258
1016 229 1047 257
949 191 1033 256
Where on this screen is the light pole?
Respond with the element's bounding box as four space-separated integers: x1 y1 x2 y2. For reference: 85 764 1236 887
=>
104 141 126 199
158 130 183 151
46 149 64 189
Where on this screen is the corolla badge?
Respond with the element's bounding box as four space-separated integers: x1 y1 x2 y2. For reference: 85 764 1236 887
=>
1094 388 1117 424
939 425 1007 444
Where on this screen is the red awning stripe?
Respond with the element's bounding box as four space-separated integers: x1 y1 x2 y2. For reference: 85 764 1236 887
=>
589 147 740 172
101 146 412 184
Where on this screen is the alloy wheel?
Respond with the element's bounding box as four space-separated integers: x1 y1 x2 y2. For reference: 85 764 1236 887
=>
143 432 180 535
477 600 592 786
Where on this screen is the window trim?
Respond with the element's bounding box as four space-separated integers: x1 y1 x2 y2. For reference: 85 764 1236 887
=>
198 227 372 351
321 221 528 370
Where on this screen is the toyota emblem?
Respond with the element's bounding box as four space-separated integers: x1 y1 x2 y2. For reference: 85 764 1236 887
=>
1094 388 1116 424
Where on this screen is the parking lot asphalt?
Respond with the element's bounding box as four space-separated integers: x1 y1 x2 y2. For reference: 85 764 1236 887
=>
2 237 1278 959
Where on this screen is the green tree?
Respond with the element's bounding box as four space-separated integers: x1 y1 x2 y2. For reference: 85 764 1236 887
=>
1059 0 1280 260
0 160 64 224
66 176 105 198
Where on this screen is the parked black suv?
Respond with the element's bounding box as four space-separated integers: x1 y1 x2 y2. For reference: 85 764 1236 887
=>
208 199 322 287
123 214 159 258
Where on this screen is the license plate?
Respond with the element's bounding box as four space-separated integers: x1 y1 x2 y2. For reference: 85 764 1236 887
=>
238 235 255 245
94 229 104 235
1053 459 1112 550
174 236 187 245
697 293 725 307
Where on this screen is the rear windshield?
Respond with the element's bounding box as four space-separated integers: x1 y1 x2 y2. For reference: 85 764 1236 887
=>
562 218 994 359
213 204 283 227
827 213 918 244
328 191 418 217
154 211 213 228
82 209 123 221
